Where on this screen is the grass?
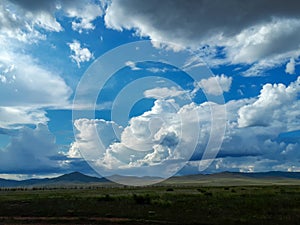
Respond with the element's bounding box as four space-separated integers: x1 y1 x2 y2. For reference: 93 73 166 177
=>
0 185 299 224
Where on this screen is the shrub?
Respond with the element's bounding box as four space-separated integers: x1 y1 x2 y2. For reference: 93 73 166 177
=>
132 194 151 205
166 188 174 192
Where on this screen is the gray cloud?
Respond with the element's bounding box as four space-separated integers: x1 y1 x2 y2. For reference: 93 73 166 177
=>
0 124 59 173
286 58 296 75
0 124 94 175
105 0 300 40
8 0 58 12
104 0 300 70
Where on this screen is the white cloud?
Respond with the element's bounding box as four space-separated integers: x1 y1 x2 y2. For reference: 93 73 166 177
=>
0 43 72 128
70 99 224 177
226 19 300 65
0 0 104 51
68 40 93 68
0 107 48 129
195 74 232 96
0 0 76 130
238 77 300 128
0 0 63 43
125 61 140 70
0 75 6 83
33 12 63 32
285 58 296 74
64 3 103 33
186 90 300 174
68 118 127 175
71 76 300 175
146 67 177 73
0 51 72 109
144 87 188 99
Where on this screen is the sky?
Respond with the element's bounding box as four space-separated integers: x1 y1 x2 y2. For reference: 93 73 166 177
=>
0 0 300 181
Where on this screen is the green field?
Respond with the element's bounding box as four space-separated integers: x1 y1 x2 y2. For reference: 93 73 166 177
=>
0 185 300 225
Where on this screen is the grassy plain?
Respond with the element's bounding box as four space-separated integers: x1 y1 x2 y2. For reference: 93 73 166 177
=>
0 184 300 225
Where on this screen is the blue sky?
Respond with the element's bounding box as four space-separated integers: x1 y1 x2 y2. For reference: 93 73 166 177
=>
0 0 300 180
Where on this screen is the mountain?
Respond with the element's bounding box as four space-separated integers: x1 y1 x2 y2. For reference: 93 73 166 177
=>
0 178 21 187
1 171 300 188
52 171 105 183
0 172 108 188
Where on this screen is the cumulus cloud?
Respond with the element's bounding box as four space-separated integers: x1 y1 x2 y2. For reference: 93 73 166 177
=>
71 76 300 175
190 90 300 173
70 99 203 177
195 74 232 96
221 78 300 170
189 76 299 173
285 58 296 74
68 40 93 68
104 0 300 72
70 118 123 159
70 97 229 178
238 77 300 128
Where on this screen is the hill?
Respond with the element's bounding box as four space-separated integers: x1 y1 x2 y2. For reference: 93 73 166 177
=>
165 171 300 186
1 171 300 188
0 172 107 188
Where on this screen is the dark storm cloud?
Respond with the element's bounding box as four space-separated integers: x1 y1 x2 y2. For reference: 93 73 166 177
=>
8 0 101 13
105 0 300 40
105 0 300 66
0 125 60 173
106 0 300 39
8 0 58 12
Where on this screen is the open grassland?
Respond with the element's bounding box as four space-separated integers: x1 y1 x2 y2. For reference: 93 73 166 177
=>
164 174 300 186
0 185 300 224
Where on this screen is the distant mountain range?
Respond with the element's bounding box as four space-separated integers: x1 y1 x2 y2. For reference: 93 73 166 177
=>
0 172 108 188
1 171 300 188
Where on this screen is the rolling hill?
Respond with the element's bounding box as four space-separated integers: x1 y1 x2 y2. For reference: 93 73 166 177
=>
0 172 108 188
1 171 300 188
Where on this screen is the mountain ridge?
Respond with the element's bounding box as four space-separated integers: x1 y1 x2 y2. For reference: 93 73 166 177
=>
1 171 300 187
0 172 107 188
